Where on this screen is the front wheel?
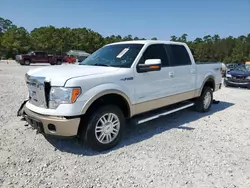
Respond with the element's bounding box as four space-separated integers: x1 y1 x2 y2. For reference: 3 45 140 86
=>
24 60 30 65
194 86 213 113
223 79 229 87
81 105 125 151
56 60 62 65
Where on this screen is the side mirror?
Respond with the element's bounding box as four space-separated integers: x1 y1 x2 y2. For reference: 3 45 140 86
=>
137 59 162 73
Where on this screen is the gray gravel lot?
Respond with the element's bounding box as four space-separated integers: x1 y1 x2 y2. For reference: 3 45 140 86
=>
0 61 250 188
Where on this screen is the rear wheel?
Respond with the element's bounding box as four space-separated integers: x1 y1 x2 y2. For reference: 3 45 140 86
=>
194 86 213 113
80 105 125 151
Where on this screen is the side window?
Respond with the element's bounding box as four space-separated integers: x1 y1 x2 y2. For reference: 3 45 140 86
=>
36 52 45 57
167 44 192 66
139 44 170 67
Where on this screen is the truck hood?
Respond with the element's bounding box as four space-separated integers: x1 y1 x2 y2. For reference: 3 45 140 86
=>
26 65 120 86
228 70 250 77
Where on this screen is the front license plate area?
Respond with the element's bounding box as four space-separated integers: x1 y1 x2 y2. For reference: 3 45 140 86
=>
25 116 44 133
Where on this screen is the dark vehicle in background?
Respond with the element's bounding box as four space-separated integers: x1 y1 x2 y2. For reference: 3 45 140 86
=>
15 51 64 65
224 64 250 89
226 63 238 72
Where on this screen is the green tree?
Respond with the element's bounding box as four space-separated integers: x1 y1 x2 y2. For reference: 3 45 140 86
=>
1 26 30 58
0 17 250 63
170 35 178 41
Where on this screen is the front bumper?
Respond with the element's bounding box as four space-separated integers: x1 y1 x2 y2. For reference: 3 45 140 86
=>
19 102 81 137
224 78 250 88
16 59 24 63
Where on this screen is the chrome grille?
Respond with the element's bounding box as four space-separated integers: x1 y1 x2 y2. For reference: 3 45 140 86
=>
25 74 47 108
228 76 248 83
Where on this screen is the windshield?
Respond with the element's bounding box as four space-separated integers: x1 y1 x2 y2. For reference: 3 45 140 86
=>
234 64 250 72
79 43 144 68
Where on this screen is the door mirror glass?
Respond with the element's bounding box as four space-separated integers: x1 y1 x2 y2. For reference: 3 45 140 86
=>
137 59 162 73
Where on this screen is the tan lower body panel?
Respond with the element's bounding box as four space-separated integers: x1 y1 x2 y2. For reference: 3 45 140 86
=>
23 105 80 137
133 90 199 116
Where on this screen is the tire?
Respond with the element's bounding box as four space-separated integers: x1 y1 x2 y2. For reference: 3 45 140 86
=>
194 86 213 113
81 105 125 151
247 84 250 90
56 60 62 65
24 60 30 65
223 79 229 87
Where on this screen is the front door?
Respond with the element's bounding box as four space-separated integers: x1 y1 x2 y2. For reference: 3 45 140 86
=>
133 44 173 113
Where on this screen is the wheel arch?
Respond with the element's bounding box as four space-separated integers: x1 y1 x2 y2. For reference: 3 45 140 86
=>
198 76 215 96
82 89 134 118
23 58 31 62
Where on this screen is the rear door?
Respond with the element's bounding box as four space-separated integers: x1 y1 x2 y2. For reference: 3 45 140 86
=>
165 44 196 95
36 52 48 63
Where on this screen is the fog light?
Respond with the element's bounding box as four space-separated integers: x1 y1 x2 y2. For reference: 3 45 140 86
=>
48 124 56 132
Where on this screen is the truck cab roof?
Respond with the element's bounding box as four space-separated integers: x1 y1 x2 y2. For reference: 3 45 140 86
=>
106 40 186 46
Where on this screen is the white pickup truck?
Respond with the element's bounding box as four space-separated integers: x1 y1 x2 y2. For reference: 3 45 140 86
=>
18 40 222 151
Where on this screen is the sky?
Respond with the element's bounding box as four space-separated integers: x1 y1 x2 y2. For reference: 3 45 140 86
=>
1 0 250 41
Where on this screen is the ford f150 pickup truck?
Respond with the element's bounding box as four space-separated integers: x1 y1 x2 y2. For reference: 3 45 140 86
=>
17 40 222 151
15 51 64 65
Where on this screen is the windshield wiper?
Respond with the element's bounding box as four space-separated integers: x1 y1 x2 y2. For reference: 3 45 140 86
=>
93 63 111 67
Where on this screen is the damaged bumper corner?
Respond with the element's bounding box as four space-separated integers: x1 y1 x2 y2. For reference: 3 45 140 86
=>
17 99 29 117
17 100 81 137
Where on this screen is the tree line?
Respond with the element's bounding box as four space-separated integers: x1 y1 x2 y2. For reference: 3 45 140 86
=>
0 17 250 63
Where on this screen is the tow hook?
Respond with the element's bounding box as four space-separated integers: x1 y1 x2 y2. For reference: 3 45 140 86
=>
17 99 28 117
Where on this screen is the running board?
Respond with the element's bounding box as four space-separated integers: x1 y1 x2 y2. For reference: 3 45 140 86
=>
134 102 195 125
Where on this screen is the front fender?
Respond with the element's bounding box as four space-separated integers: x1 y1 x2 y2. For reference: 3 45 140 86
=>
77 83 134 116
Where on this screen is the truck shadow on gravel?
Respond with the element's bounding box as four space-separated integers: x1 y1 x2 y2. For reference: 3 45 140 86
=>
45 101 234 156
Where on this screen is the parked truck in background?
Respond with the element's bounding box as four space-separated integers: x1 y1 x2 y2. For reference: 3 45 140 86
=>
15 51 64 65
17 40 222 151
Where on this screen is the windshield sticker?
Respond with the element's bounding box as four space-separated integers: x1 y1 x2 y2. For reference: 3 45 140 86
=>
116 48 129 58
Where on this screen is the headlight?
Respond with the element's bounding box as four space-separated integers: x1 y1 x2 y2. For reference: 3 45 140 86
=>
246 76 250 80
49 87 81 109
226 74 232 78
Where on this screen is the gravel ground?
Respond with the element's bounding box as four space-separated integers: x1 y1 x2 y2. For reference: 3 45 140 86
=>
0 61 250 188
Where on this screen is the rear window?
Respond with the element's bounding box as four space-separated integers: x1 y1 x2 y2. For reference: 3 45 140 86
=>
167 44 192 66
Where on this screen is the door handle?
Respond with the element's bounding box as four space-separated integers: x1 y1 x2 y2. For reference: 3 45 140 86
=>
190 69 195 74
169 72 174 78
